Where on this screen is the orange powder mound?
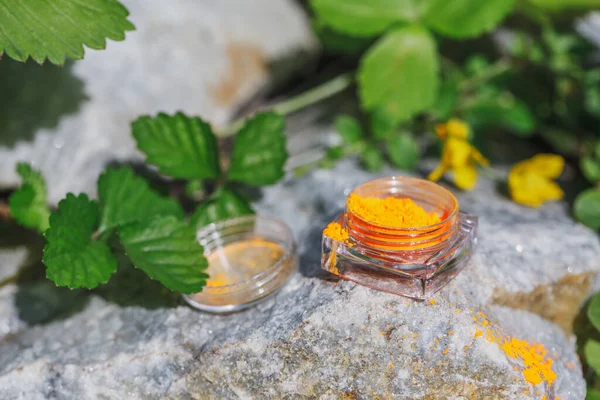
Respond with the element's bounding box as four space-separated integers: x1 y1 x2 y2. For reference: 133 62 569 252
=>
347 193 441 228
323 221 349 243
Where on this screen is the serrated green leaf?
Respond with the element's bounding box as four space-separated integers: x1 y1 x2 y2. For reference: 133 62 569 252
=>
310 0 423 38
423 0 515 38
97 167 183 233
361 145 384 172
588 291 600 332
335 115 363 144
132 112 221 180
120 216 208 294
358 27 439 123
585 339 600 373
574 189 600 230
581 156 600 183
43 193 117 289
0 0 134 65
227 112 287 186
387 132 419 170
9 162 50 233
191 188 253 229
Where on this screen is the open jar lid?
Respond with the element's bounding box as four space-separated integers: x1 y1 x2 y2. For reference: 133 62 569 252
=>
182 215 297 313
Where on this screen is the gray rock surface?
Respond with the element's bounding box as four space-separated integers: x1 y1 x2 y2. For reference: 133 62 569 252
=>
0 0 317 204
0 160 598 399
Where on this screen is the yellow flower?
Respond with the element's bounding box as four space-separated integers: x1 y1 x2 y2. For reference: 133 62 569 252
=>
435 118 470 140
508 154 565 207
428 121 489 190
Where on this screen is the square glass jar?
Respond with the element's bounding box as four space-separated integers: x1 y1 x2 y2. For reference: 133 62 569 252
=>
321 177 477 300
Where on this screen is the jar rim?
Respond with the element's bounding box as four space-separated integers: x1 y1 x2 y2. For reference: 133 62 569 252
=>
347 176 459 232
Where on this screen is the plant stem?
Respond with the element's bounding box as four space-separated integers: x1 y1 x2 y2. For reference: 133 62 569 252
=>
459 59 512 92
220 72 354 137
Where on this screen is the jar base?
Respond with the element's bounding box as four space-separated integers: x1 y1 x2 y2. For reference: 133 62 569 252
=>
322 212 477 300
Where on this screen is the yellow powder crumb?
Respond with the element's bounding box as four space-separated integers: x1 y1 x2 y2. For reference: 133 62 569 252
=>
323 221 350 244
454 309 461 313
464 345 470 351
347 193 442 228
566 361 575 369
429 299 436 305
413 333 418 338
448 330 454 335
389 363 394 369
474 313 557 387
443 348 449 355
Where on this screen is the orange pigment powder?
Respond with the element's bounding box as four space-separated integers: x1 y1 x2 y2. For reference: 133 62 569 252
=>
475 312 557 387
323 221 350 243
347 194 441 228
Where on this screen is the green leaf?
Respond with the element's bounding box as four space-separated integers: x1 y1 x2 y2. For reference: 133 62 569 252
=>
312 19 372 54
310 0 423 38
574 189 600 230
358 26 439 123
361 145 384 172
97 167 183 233
191 188 253 229
326 146 345 162
465 95 536 137
588 291 600 332
540 129 579 157
581 156 600 183
335 115 363 144
227 112 287 186
132 112 221 180
431 82 459 120
588 389 600 400
387 132 419 170
0 0 134 65
119 216 208 294
529 0 600 11
370 108 401 140
423 0 515 38
43 193 117 289
585 339 600 373
9 162 50 233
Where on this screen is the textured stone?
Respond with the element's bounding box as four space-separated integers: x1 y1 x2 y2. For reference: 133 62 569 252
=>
0 0 317 204
0 160 597 399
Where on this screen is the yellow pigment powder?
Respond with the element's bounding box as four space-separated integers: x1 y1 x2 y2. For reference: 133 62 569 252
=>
323 221 350 243
347 194 441 228
475 312 557 388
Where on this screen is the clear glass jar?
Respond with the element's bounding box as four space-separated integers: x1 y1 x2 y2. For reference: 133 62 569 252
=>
183 215 297 313
322 177 478 300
